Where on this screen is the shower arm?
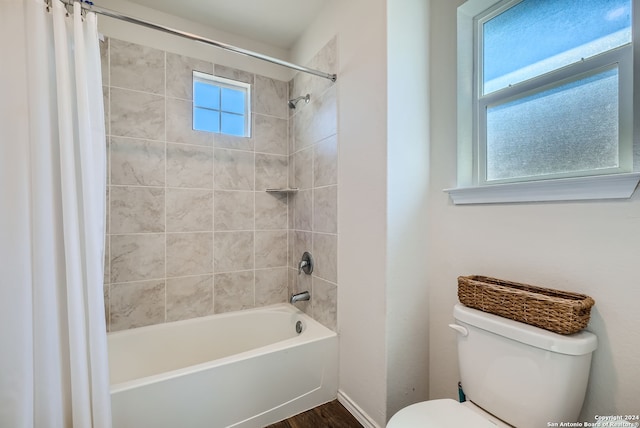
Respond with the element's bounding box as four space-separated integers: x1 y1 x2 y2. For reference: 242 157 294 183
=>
59 0 337 83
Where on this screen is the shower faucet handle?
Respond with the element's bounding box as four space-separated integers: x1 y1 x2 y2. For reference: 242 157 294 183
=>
298 252 313 275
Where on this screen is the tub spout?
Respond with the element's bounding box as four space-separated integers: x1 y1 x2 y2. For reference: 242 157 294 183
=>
290 291 310 304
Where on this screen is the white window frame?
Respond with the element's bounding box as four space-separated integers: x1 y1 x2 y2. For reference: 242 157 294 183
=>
446 0 640 204
192 71 252 138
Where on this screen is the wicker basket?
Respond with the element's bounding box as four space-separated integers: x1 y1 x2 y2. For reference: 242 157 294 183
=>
457 275 595 335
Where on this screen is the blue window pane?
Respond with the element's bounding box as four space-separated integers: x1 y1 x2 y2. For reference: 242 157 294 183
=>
194 107 220 133
221 88 245 114
221 112 245 137
194 82 220 109
483 0 631 94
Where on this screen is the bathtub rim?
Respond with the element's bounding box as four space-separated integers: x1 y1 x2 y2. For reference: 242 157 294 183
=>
108 303 336 394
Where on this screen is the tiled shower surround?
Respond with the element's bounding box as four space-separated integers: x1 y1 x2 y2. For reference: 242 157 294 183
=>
102 37 338 332
288 38 338 330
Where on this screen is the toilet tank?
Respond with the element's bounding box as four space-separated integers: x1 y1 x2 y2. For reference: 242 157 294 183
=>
452 303 597 428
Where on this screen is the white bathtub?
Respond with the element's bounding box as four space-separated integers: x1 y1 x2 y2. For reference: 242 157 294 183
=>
108 303 338 428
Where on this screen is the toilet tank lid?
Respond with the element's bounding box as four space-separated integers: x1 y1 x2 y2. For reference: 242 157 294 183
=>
453 304 598 355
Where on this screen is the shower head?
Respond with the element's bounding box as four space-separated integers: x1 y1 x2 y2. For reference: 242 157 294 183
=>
288 94 310 109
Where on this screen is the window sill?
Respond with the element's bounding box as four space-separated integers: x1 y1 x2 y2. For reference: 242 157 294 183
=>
444 173 640 205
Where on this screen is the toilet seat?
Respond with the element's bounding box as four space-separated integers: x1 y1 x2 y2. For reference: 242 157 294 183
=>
386 399 503 428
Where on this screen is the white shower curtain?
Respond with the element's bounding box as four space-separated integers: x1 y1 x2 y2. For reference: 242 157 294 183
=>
0 0 112 427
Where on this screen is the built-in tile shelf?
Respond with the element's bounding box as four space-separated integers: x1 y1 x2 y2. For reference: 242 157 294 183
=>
266 188 299 194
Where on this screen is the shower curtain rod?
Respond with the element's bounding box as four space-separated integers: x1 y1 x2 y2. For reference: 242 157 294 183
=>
59 0 338 82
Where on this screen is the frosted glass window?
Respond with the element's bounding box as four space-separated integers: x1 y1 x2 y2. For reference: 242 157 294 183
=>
486 67 619 181
192 71 251 137
483 0 631 94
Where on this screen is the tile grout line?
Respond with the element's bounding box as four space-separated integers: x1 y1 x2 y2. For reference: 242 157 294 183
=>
310 95 316 318
163 50 168 324
106 37 111 332
212 62 216 316
286 80 291 303
253 134 257 308
210 61 216 317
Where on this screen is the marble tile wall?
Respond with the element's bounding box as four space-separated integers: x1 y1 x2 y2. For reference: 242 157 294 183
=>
288 37 339 331
102 37 291 331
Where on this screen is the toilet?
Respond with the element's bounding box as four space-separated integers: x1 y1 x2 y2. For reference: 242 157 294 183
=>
388 303 598 428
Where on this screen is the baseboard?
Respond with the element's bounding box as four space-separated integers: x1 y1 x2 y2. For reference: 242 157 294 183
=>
337 390 383 428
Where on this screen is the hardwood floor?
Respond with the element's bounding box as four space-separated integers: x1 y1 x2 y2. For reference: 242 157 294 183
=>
265 400 363 428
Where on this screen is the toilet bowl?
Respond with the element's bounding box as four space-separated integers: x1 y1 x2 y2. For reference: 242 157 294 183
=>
387 304 597 428
387 399 511 427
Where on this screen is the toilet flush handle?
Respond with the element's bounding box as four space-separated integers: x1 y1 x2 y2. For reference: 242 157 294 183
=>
448 324 468 337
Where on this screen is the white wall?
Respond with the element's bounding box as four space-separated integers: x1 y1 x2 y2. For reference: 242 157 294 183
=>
292 1 389 426
96 0 291 81
427 0 640 420
292 1 432 425
385 0 431 420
